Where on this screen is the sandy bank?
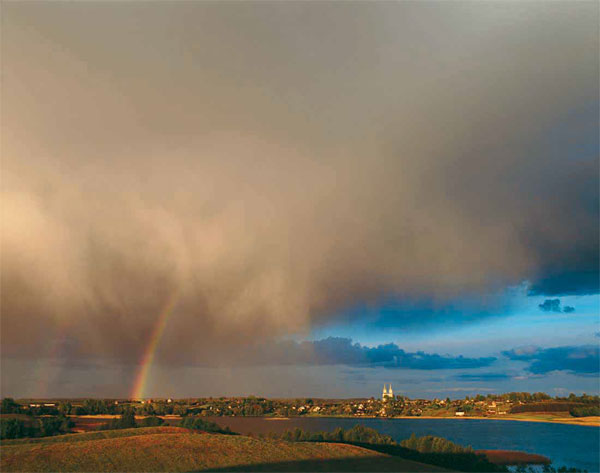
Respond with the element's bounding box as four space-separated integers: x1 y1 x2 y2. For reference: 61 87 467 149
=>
477 449 550 465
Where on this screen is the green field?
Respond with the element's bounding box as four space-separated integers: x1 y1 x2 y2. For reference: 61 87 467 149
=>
0 426 449 472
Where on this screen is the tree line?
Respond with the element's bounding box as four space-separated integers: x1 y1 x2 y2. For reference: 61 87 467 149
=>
1 416 74 440
264 425 505 472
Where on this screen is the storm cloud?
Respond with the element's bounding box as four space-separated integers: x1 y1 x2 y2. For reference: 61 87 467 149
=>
503 346 600 375
251 337 497 370
2 1 598 371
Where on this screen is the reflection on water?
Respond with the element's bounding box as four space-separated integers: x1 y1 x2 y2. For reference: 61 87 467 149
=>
200 416 599 472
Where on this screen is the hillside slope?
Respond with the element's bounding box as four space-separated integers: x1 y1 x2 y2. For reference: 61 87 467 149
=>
1 427 449 472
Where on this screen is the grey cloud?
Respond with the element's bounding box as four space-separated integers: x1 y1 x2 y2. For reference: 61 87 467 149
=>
502 345 599 376
539 299 562 312
250 337 497 370
1 2 598 369
538 299 576 314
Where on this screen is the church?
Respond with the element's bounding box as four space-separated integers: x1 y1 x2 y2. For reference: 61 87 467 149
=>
382 383 394 400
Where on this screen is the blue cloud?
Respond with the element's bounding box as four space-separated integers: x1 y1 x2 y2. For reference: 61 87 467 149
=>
502 345 599 375
273 337 496 370
528 269 599 297
539 299 562 312
334 297 510 333
538 298 576 313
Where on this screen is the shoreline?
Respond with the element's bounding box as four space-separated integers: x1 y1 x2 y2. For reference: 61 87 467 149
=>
66 413 599 427
386 414 600 427
231 414 600 427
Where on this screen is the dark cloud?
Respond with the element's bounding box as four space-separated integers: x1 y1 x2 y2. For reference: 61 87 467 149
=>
335 297 513 332
537 299 576 313
1 1 598 374
538 299 562 313
529 270 599 297
502 346 599 375
256 337 497 370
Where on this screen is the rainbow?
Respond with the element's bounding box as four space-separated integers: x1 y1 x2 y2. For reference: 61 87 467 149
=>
131 290 180 400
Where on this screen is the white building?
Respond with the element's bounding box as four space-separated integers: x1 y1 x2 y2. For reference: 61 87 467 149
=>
382 383 394 400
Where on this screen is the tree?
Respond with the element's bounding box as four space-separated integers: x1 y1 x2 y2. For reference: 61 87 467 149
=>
180 417 233 434
119 408 137 428
1 398 20 414
58 402 72 415
1 418 29 439
173 405 188 416
102 408 137 430
139 416 164 427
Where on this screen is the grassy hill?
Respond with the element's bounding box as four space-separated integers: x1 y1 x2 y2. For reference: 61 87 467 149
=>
0 426 449 472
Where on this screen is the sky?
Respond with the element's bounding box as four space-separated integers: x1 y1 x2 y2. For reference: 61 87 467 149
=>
1 1 599 399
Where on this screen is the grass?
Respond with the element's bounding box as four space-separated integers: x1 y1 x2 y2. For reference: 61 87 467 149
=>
500 412 600 426
0 426 187 445
1 427 449 472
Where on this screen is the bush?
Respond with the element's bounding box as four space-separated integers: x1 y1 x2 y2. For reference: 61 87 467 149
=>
401 433 474 453
138 416 165 427
511 402 584 413
272 426 505 472
356 442 506 472
1 416 73 439
100 409 137 430
179 416 235 434
39 417 73 437
277 425 396 445
569 405 600 417
1 418 31 439
514 465 587 473
1 398 21 414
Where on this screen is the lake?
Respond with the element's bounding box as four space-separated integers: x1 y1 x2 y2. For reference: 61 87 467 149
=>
203 416 599 472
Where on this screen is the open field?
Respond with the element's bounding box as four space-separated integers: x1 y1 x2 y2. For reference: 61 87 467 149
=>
387 414 600 427
1 426 187 446
491 413 600 427
292 413 600 427
0 427 450 472
62 412 600 431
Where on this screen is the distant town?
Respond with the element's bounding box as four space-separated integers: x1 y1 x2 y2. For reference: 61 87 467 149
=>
5 388 598 424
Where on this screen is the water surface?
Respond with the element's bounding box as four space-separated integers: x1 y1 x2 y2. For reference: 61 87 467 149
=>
203 416 599 472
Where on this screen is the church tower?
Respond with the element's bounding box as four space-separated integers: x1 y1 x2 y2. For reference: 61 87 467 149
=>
382 383 393 400
382 384 388 400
